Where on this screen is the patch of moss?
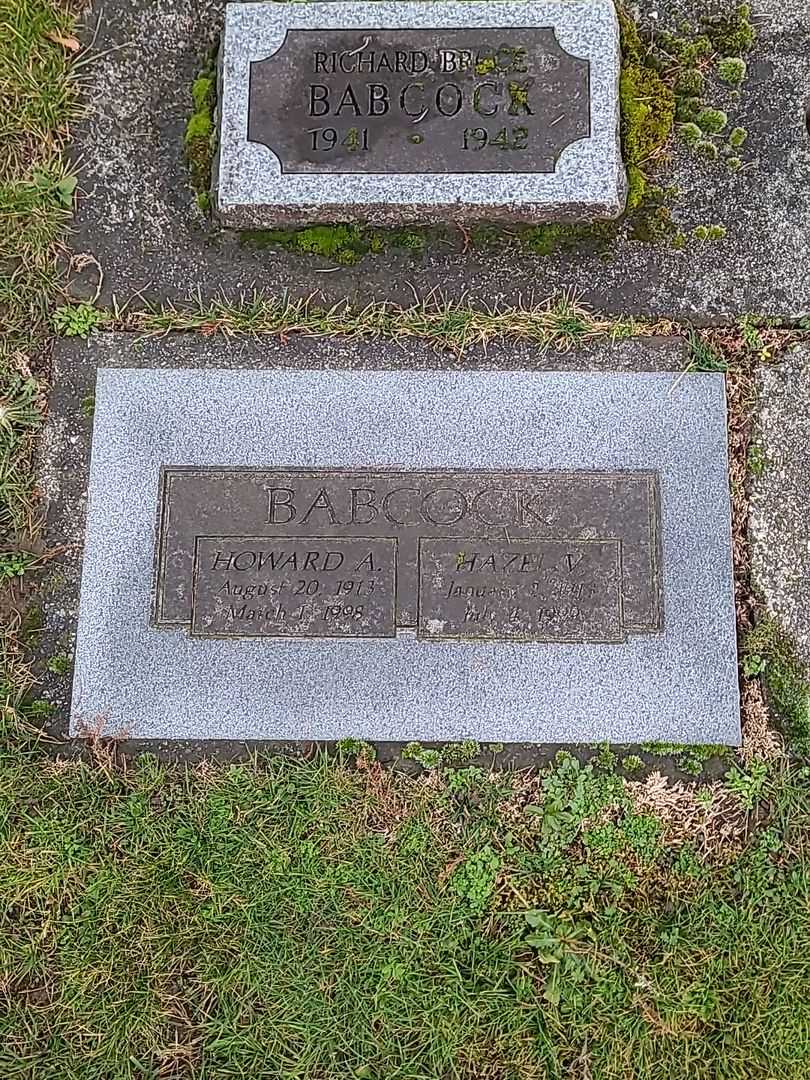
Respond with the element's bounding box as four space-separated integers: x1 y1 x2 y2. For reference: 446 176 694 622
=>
675 69 705 98
702 4 756 57
388 229 427 251
524 221 616 257
695 139 720 160
184 61 216 197
620 63 676 170
239 224 437 263
718 57 747 86
697 107 729 135
744 618 810 754
679 122 702 147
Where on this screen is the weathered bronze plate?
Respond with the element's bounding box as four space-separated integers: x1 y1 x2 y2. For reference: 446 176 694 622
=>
418 538 623 642
247 28 590 174
153 468 662 643
190 535 397 638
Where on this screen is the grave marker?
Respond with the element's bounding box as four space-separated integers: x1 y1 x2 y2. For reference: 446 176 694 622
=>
215 1 626 225
70 362 739 745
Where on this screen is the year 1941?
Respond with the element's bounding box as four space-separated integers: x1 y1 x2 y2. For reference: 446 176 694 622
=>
308 126 369 152
462 126 528 150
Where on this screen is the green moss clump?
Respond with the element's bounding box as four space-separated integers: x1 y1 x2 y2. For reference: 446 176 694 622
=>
656 31 712 67
619 63 675 209
675 69 705 98
184 65 216 197
296 225 358 262
702 4 756 56
627 185 676 243
695 139 719 160
525 222 615 257
728 125 748 147
620 64 675 164
389 229 427 251
679 122 702 146
192 75 214 112
718 57 747 85
697 107 728 134
240 225 437 264
727 156 742 171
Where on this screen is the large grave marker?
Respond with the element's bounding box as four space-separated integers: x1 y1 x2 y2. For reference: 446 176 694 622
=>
70 362 739 745
215 1 626 225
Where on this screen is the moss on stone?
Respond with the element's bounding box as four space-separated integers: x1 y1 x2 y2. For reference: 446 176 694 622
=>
675 69 705 98
524 221 616 257
718 56 747 86
184 61 216 198
239 224 437 263
702 4 756 56
620 65 675 165
192 75 214 113
697 107 728 134
679 122 702 146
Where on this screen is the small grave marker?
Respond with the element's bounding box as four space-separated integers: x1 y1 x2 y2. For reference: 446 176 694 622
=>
215 1 626 225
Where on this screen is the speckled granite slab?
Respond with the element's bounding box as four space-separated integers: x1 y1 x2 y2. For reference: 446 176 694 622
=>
214 1 626 225
70 364 739 744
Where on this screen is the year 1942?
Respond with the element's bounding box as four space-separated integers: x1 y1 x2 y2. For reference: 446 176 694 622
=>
462 126 528 150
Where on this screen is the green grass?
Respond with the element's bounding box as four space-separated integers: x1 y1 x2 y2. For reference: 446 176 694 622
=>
1 0 79 537
119 290 641 355
1 727 808 1079
0 0 79 693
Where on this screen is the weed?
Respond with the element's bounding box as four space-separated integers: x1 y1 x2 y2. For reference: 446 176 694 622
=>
450 844 501 912
52 301 107 338
687 330 728 371
725 761 769 809
728 125 748 147
0 550 38 582
747 443 766 478
621 754 645 773
335 737 376 764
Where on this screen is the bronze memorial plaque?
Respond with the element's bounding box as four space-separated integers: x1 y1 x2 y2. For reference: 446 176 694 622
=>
247 29 591 174
153 469 662 643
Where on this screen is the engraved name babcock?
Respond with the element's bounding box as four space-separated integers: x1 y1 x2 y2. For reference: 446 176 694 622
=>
153 469 663 643
247 29 591 174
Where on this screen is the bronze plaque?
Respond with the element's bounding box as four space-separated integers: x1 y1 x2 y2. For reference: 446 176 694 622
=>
190 535 397 638
418 538 623 642
247 28 591 174
153 468 662 644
